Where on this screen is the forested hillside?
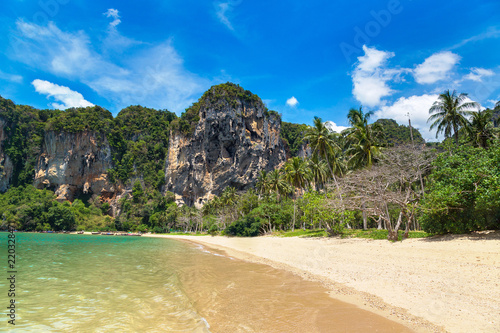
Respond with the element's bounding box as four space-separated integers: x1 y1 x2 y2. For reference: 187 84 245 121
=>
0 88 498 237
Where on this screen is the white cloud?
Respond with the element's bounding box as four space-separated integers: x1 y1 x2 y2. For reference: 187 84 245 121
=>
286 96 299 107
216 2 234 31
463 67 494 82
413 51 460 84
374 94 439 141
104 9 121 28
351 45 397 107
32 79 94 109
12 20 208 114
324 121 348 133
0 70 23 83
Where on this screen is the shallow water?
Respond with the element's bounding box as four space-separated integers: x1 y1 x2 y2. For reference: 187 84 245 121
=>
0 233 410 332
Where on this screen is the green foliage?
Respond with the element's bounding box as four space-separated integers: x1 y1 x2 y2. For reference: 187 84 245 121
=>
0 185 111 231
492 102 500 127
419 144 500 233
132 180 144 203
224 216 263 237
277 229 328 237
46 106 113 133
281 122 308 157
374 119 425 146
108 105 176 188
0 97 47 186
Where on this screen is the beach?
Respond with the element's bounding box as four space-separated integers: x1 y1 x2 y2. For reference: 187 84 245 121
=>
147 232 500 333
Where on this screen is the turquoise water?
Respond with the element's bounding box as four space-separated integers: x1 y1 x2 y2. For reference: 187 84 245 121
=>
0 233 210 332
0 233 410 332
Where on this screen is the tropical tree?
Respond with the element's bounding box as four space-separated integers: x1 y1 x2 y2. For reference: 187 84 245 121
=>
466 109 497 149
255 170 270 198
345 107 383 169
305 117 343 177
428 90 480 145
267 169 291 202
284 157 312 230
307 157 329 191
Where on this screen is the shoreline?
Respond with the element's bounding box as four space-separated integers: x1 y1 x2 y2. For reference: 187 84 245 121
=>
145 232 500 333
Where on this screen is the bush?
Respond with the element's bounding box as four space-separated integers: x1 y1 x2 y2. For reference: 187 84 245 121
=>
224 216 263 237
419 144 500 234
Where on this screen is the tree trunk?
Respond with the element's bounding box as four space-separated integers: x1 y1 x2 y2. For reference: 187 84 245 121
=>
292 200 296 231
326 155 345 223
362 202 367 230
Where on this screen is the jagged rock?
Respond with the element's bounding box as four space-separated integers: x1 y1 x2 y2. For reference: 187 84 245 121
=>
33 131 117 201
165 85 286 208
0 119 13 192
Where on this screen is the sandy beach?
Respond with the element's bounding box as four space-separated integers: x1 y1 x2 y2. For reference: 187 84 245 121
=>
146 232 500 333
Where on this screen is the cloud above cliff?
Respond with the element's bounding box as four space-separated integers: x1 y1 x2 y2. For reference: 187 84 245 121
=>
11 20 208 113
286 96 299 107
32 79 94 109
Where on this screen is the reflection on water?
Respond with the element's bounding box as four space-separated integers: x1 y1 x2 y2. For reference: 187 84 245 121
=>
0 234 410 332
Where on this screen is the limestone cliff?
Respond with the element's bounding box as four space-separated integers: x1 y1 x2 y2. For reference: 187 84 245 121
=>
0 119 13 192
33 131 117 201
165 84 286 207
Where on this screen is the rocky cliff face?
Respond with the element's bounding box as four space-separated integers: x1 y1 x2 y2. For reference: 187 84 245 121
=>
33 131 117 201
165 87 286 207
0 119 13 192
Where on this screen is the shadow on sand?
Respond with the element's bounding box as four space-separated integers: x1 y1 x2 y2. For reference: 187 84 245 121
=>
422 230 500 242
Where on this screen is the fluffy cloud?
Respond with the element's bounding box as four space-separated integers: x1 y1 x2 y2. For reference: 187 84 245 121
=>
12 20 208 113
104 9 121 28
413 51 460 84
374 94 439 141
352 45 396 107
463 67 494 82
32 79 94 109
324 121 348 133
286 96 299 107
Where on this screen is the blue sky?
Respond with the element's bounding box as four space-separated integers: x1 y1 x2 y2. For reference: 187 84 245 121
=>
1 0 499 141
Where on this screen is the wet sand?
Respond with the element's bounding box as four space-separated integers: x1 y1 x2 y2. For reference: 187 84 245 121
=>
147 232 500 333
178 243 412 332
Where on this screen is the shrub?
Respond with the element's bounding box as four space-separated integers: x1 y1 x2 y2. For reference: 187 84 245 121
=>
224 216 263 237
419 144 500 234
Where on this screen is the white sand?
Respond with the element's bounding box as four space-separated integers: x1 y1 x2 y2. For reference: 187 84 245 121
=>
147 232 500 333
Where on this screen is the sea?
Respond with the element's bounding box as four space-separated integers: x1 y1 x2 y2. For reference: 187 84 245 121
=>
0 233 410 332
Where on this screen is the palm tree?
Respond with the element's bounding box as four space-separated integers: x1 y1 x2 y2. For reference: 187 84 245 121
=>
267 169 291 202
255 170 270 199
428 90 479 145
284 157 311 230
305 117 343 177
467 109 497 149
345 107 383 169
307 157 329 191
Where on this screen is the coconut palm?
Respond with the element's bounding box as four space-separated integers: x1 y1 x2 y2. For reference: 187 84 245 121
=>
284 157 312 230
467 109 497 149
267 169 291 202
428 90 480 145
345 107 383 169
284 157 311 193
305 117 343 177
255 170 270 198
307 157 329 191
